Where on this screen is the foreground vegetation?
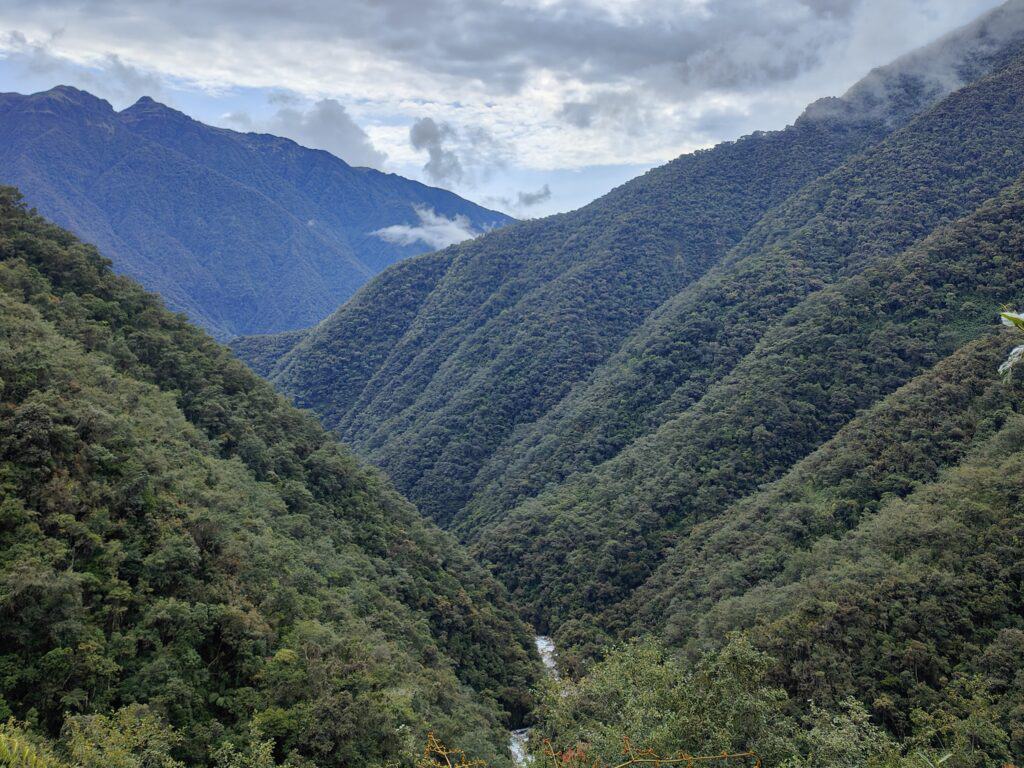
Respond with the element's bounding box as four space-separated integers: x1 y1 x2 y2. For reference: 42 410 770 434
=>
531 636 1015 768
0 188 540 767
7 184 1022 767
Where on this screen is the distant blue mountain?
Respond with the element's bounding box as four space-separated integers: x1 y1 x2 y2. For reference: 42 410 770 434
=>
0 86 512 338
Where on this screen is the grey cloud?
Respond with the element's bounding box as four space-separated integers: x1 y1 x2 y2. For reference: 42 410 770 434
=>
372 205 480 249
484 183 552 216
357 0 855 97
411 117 463 184
557 91 653 136
558 102 597 129
517 184 550 207
1 0 999 104
267 98 387 168
410 116 511 187
825 0 1024 126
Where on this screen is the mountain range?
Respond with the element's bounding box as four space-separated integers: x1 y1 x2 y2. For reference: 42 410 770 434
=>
4 0 1024 765
232 0 1024 750
0 87 512 340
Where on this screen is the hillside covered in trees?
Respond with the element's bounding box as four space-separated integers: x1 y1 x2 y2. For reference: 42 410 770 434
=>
230 3 1024 759
0 188 540 767
531 331 1024 765
236 0 1024 533
4 185 1022 766
6 1 1024 766
0 87 512 340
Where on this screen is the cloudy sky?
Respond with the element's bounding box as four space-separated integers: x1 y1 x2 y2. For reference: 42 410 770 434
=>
0 0 1004 217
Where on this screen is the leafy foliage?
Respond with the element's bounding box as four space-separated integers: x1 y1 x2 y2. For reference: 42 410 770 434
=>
0 724 64 768
531 639 970 768
533 638 794 765
0 188 539 767
63 706 185 768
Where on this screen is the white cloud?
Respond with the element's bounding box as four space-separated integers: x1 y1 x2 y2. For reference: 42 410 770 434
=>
372 205 481 249
0 30 165 107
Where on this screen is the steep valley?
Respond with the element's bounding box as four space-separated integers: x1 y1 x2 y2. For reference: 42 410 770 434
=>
227 5 1024 762
4 1 1024 766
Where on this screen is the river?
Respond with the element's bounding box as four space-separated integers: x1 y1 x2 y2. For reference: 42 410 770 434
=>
509 635 558 766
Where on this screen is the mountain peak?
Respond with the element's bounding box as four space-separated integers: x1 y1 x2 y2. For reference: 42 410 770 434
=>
0 84 511 339
10 85 115 115
120 94 193 124
47 84 106 102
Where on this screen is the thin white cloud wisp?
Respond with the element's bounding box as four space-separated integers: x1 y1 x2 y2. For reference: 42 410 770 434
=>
372 205 481 249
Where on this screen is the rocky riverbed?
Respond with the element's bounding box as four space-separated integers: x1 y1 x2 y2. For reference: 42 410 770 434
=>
509 636 558 766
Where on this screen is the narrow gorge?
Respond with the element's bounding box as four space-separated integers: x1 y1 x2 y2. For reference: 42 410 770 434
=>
510 637 559 766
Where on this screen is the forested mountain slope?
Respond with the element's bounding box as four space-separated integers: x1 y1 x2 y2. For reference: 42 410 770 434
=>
249 113 886 495
0 87 511 339
0 188 539 768
528 335 1024 763
468 51 1024 630
632 334 1024 750
230 3 1024 698
632 336 1021 652
235 0 1024 532
640 333 1024 754
460 37 1024 536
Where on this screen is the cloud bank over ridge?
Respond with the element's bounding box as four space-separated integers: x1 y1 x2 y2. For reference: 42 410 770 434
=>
0 0 1006 214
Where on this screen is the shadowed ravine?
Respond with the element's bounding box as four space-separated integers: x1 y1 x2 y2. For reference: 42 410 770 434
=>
510 637 558 766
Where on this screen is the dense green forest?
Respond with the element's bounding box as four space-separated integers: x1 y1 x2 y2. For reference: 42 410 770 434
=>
235 3 1024 631
227 5 1024 763
0 87 511 339
532 341 1024 765
4 184 1021 766
234 2 1024 538
6 2 1024 766
475 85 1024 630
0 188 540 767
